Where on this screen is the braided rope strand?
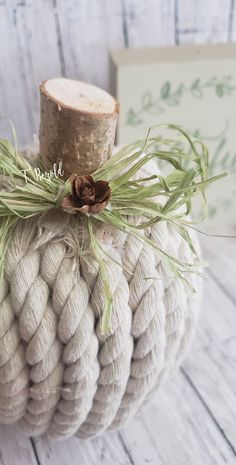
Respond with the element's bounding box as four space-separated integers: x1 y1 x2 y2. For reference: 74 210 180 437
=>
0 213 201 439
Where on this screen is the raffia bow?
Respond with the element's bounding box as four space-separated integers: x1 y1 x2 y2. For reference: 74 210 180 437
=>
0 124 226 333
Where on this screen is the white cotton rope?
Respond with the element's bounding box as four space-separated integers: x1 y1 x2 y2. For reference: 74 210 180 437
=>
0 209 202 440
0 138 202 439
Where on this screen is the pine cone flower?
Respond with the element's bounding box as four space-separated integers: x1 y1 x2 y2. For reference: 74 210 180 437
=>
61 174 111 214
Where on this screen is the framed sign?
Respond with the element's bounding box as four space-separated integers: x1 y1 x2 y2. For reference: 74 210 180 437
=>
110 44 236 232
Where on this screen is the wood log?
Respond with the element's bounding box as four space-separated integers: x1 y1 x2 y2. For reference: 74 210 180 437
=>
39 78 119 179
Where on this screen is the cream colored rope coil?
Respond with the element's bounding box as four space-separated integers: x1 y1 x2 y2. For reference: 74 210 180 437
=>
0 212 201 440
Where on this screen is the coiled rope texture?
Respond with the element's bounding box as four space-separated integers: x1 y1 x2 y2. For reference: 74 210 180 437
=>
0 213 201 440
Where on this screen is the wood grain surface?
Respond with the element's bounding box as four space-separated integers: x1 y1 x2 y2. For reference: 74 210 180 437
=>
0 0 236 145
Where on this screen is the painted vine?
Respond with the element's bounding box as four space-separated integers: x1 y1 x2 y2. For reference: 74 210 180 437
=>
126 75 236 127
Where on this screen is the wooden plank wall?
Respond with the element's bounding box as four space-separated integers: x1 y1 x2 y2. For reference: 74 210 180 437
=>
0 0 235 145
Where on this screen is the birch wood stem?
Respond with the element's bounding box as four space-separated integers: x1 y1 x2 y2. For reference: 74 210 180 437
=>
39 78 119 179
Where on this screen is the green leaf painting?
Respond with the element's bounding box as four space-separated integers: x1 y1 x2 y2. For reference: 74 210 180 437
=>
126 75 236 127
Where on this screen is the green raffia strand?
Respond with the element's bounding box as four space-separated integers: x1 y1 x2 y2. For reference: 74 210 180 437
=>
87 220 113 335
0 124 227 334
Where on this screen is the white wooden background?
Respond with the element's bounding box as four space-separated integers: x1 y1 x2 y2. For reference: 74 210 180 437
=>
0 0 236 146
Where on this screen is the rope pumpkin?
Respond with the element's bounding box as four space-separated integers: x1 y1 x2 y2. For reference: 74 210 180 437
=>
0 212 201 439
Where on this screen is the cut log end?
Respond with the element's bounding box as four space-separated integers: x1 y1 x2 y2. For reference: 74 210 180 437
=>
42 78 118 115
39 78 119 179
